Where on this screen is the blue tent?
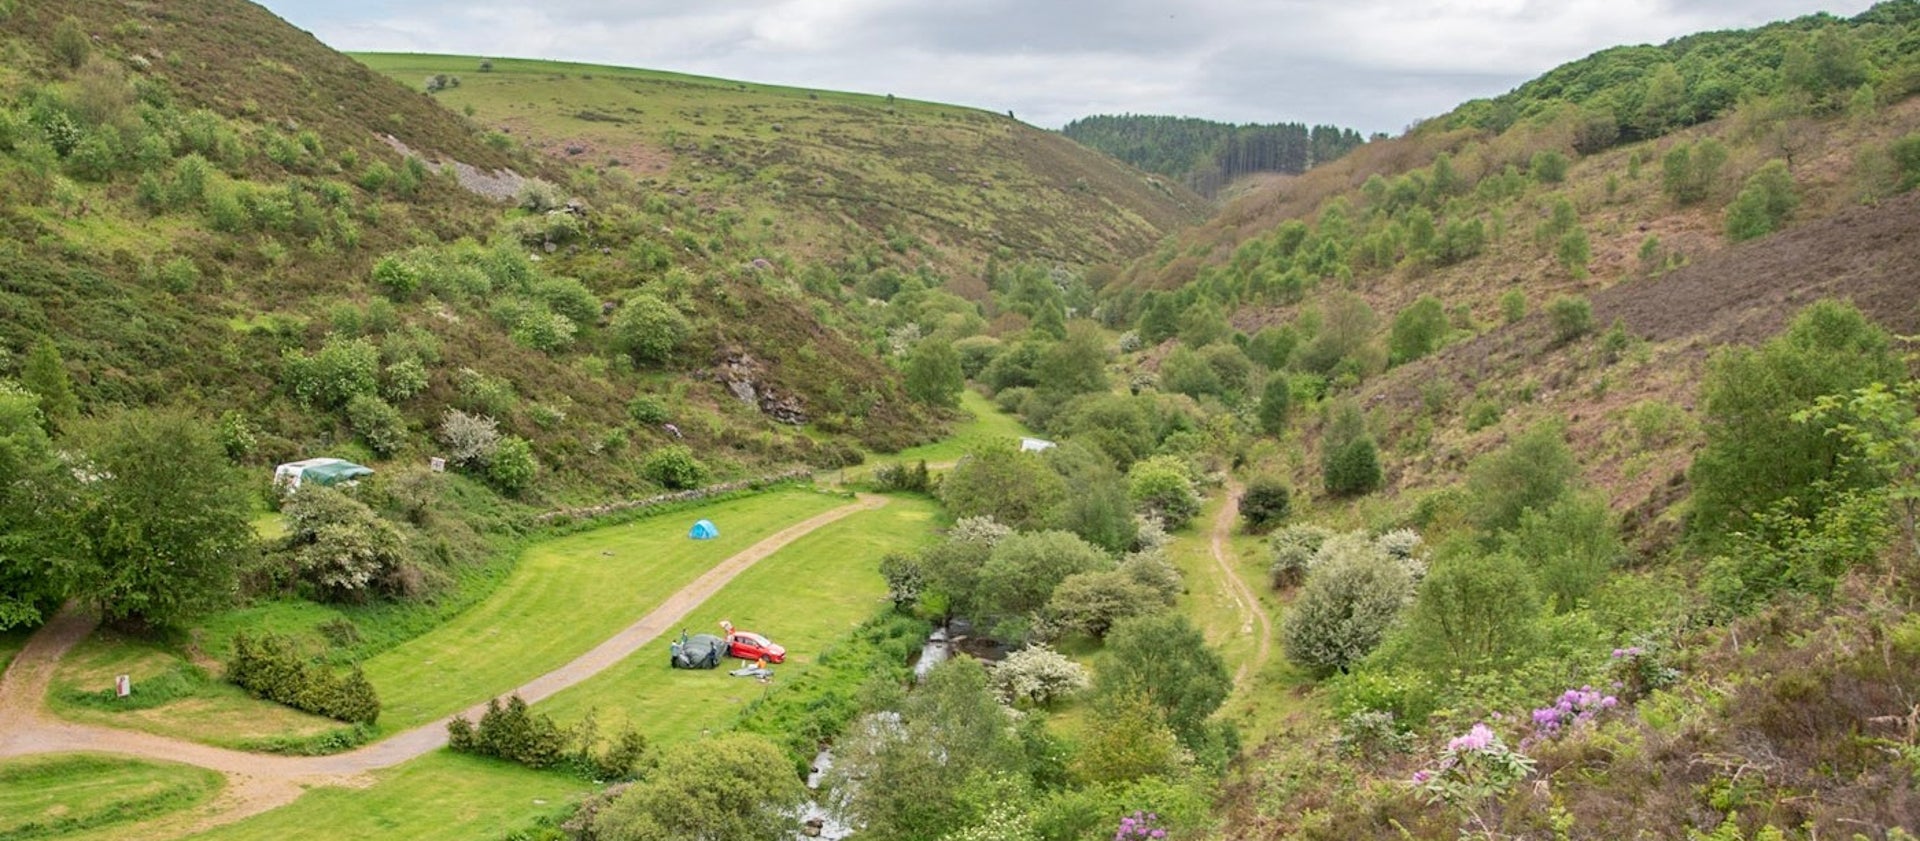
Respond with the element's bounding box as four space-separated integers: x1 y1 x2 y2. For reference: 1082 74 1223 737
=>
689 519 718 540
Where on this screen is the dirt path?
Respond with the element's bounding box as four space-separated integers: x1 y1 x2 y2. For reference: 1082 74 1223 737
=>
1210 481 1271 687
0 493 887 838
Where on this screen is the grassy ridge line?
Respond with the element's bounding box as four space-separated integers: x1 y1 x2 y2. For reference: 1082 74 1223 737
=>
353 52 974 114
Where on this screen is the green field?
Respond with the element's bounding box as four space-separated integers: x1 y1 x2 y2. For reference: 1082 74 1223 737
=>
362 489 851 731
186 752 583 841
47 631 346 750
0 754 224 841
45 490 851 744
830 390 1037 486
885 390 1037 465
536 495 941 743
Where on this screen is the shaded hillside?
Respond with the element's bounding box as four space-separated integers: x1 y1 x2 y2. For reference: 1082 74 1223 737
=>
355 54 1208 289
1062 114 1366 197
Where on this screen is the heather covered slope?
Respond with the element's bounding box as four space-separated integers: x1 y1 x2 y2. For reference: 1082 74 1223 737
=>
356 53 1208 290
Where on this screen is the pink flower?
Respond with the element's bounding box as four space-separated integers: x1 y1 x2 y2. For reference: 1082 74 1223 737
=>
1447 723 1496 753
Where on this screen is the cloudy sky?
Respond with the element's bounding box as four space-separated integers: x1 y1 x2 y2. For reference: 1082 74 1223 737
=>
256 0 1876 135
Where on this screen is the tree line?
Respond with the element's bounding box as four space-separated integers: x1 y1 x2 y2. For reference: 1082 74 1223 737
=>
1062 115 1366 196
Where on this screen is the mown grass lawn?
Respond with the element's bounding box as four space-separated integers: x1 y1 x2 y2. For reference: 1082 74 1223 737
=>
0 753 223 841
830 390 1036 486
46 629 345 750
46 489 850 745
535 495 941 744
363 489 851 731
187 752 584 841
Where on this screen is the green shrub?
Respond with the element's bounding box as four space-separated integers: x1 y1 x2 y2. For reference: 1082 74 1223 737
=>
871 460 931 493
1323 436 1383 497
1546 295 1593 345
626 394 670 425
1499 289 1527 324
1465 423 1578 534
1388 295 1449 365
370 255 421 300
509 308 577 354
1401 548 1541 670
1661 138 1727 206
381 357 429 402
1689 300 1902 542
1126 455 1200 530
642 444 707 490
609 293 690 364
345 394 408 456
1556 226 1591 278
1283 539 1414 674
1529 149 1568 184
282 335 380 408
1044 571 1159 640
1268 523 1335 588
486 436 538 494
1257 375 1291 435
446 694 566 769
1504 494 1621 611
227 632 380 724
1724 159 1798 242
52 17 89 70
1238 474 1292 533
1891 132 1920 192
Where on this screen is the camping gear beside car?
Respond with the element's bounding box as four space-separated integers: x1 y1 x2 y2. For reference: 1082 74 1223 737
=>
689 519 718 540
273 458 374 491
729 666 774 678
669 631 726 669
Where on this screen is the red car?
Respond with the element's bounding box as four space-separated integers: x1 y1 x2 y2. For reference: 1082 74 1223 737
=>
721 621 787 663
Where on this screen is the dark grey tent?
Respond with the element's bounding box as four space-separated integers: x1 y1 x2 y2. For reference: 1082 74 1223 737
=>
669 631 726 669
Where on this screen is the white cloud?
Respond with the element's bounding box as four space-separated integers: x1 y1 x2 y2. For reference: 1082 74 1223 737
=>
259 0 1880 134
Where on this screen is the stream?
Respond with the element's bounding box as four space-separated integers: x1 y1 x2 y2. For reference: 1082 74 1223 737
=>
794 623 952 839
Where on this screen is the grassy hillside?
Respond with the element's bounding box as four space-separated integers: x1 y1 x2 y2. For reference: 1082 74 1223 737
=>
1037 5 1920 839
355 53 1207 290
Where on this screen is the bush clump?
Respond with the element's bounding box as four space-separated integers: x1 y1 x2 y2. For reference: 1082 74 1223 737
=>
447 694 648 780
227 632 380 725
991 644 1090 707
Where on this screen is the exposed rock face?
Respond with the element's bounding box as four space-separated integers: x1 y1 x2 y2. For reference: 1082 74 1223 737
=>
715 350 808 425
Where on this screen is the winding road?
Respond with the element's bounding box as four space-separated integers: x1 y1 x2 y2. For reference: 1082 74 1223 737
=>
0 493 887 838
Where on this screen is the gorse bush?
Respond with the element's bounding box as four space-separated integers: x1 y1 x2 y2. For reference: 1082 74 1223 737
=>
227 632 380 725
